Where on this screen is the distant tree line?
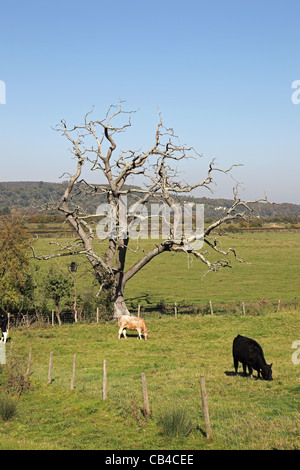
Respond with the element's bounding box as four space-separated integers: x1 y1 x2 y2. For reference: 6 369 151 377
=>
1 181 300 219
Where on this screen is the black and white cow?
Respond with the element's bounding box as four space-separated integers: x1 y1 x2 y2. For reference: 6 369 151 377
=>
0 313 8 344
233 334 273 380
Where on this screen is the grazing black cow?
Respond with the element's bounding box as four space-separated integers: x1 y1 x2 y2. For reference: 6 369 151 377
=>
0 313 8 344
233 334 273 380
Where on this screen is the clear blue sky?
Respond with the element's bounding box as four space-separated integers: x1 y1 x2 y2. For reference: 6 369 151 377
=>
1 0 300 203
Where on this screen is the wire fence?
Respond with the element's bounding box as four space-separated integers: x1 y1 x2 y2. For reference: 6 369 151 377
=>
6 297 300 328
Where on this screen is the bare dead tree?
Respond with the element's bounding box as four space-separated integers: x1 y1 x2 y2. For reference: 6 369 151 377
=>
31 101 272 319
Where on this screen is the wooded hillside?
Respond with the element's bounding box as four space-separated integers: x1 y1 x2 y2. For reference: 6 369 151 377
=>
0 181 300 219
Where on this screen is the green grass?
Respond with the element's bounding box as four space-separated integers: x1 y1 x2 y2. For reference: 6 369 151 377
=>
125 232 300 305
0 308 299 450
6 231 297 449
31 232 300 309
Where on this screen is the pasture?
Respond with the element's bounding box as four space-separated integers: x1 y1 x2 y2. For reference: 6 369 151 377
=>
0 309 299 450
31 231 300 310
0 230 299 450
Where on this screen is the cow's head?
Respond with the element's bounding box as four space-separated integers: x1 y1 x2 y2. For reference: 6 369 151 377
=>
262 363 273 381
144 329 150 341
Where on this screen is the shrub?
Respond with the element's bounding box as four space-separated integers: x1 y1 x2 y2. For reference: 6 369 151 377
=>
3 357 31 397
157 300 171 315
0 396 17 421
157 406 193 438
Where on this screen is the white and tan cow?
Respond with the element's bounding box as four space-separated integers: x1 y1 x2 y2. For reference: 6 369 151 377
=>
118 315 149 341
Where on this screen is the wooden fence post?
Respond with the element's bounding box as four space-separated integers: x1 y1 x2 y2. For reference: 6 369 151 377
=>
209 301 214 316
200 375 212 440
47 351 53 385
96 307 99 323
174 302 178 318
71 354 76 391
25 347 32 379
0 342 5 365
277 299 281 312
9 342 13 366
102 359 107 400
137 304 141 317
141 372 149 417
242 302 246 316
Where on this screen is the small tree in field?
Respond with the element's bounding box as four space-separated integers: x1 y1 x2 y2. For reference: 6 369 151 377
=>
44 268 72 325
0 215 32 313
32 102 271 319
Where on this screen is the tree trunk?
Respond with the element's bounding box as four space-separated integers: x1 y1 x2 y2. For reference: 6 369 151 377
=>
113 291 131 319
55 304 62 326
110 241 171 320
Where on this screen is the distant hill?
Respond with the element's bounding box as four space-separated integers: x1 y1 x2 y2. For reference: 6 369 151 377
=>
0 181 106 215
0 181 300 219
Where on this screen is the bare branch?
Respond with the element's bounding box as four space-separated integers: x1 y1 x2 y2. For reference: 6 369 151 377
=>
30 242 87 261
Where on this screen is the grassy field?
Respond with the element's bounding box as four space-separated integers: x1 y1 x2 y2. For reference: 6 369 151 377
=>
0 308 299 450
31 231 300 309
0 231 298 450
126 232 300 306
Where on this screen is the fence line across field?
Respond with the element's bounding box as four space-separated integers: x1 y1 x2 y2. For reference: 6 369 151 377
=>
54 298 283 322
6 298 290 328
30 348 300 408
14 347 299 407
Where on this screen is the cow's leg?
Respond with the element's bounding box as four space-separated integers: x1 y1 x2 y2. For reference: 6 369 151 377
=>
248 365 253 379
234 359 239 375
2 332 7 344
242 363 247 376
136 329 142 340
118 327 123 339
122 328 127 339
